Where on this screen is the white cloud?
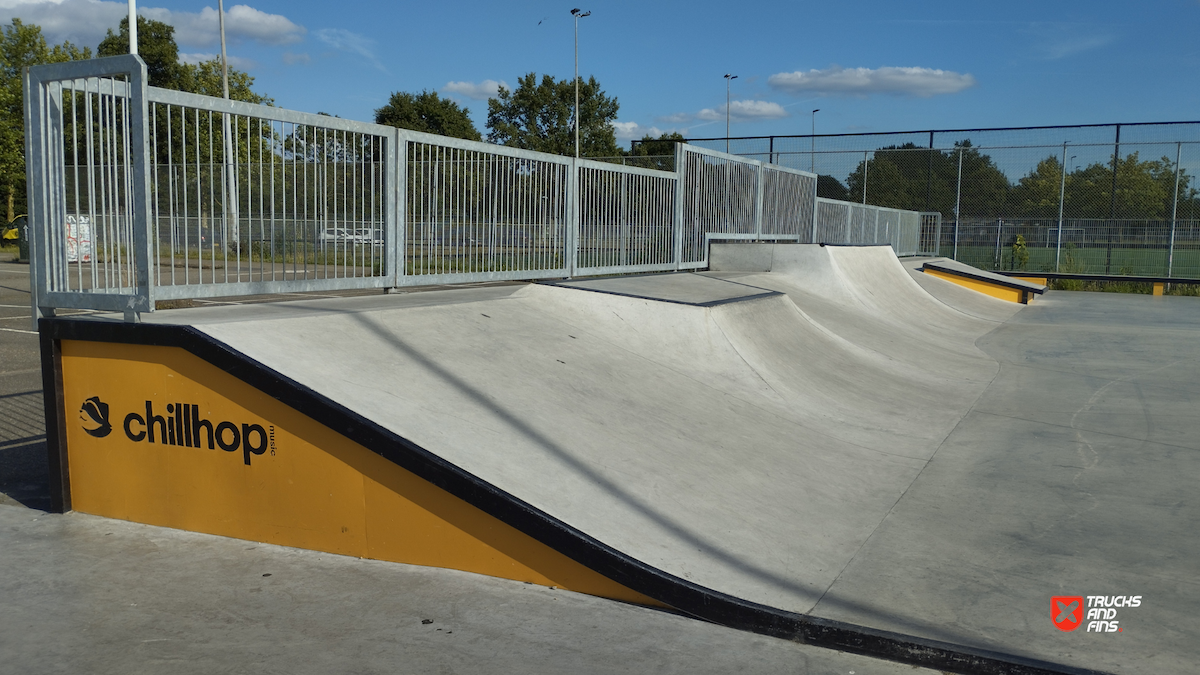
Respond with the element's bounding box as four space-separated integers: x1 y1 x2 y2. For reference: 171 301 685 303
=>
1022 24 1115 60
282 51 310 65
692 100 789 123
178 52 257 70
315 27 384 72
767 66 976 97
0 0 304 49
613 121 668 141
657 112 692 124
443 79 508 100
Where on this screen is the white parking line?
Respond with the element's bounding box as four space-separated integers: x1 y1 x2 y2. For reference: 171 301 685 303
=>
0 327 36 334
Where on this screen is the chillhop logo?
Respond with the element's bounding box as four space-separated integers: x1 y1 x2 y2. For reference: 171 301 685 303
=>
112 400 276 466
1053 595 1141 633
1052 596 1084 631
79 396 113 438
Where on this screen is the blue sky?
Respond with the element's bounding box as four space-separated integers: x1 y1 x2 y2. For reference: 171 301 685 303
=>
6 0 1200 147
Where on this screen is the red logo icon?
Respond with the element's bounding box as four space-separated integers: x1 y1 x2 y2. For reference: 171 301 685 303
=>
1052 596 1084 631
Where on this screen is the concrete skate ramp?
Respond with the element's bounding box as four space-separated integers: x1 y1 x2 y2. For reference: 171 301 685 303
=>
707 244 1010 383
182 279 979 613
46 249 1143 674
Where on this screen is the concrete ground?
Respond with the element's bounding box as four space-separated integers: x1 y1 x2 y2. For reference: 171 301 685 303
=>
0 256 934 675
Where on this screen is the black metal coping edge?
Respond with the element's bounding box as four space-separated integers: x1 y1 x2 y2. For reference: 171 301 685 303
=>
922 262 1047 294
993 270 1200 285
538 279 783 308
817 242 892 248
40 316 1110 675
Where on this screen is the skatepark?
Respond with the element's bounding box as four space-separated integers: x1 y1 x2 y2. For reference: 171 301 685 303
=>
10 55 1200 674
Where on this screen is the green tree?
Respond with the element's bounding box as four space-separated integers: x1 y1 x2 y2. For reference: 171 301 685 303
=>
1010 155 1064 218
374 90 480 141
177 57 272 104
97 16 183 89
626 131 683 171
817 175 849 201
0 19 91 220
845 141 1011 218
486 73 620 157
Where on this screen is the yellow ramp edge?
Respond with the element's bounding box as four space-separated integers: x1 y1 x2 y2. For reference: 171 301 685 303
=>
923 267 1029 304
61 339 657 607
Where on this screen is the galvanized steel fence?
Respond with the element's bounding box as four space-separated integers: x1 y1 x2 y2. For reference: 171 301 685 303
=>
25 56 931 320
684 123 1200 277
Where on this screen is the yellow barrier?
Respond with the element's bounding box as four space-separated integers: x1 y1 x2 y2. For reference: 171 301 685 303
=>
61 339 656 606
923 268 1032 304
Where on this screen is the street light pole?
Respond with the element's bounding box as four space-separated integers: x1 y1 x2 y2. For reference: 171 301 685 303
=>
723 74 737 153
810 109 820 173
218 0 229 99
128 0 137 54
571 8 591 159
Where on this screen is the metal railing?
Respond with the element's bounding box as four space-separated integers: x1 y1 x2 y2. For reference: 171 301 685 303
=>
813 198 937 257
25 56 931 321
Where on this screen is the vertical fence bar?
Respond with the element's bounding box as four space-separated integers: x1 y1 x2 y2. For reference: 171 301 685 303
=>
673 143 685 270
1169 141 1181 278
754 162 764 241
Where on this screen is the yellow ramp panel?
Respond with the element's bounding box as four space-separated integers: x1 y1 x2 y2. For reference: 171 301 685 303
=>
923 267 1028 304
60 339 655 606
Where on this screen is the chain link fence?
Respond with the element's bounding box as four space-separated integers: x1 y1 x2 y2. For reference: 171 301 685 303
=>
674 123 1200 277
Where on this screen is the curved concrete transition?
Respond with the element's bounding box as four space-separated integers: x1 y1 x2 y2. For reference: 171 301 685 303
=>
51 243 1196 675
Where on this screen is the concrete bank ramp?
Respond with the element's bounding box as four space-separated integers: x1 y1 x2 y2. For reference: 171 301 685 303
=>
707 243 1014 382
53 243 1125 672
175 258 1006 619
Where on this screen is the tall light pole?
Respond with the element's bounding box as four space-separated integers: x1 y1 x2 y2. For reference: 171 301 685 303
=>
571 8 591 159
723 74 737 153
219 0 238 256
218 0 230 98
810 109 820 173
128 0 137 54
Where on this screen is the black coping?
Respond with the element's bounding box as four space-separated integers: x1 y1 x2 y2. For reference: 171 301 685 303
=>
922 261 1047 294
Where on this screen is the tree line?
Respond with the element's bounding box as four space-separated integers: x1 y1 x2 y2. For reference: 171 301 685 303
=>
820 142 1200 221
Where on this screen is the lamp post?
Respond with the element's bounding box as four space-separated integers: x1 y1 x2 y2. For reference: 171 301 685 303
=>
723 73 737 153
571 8 591 159
219 0 230 98
128 0 137 54
810 109 820 173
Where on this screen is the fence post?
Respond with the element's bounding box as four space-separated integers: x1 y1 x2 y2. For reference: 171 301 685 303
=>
1169 141 1181 277
673 143 685 270
994 218 1003 270
129 57 153 321
810 191 819 244
754 162 765 241
862 150 868 204
23 65 48 327
567 157 578 277
954 147 962 260
390 129 405 287
1056 142 1067 273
